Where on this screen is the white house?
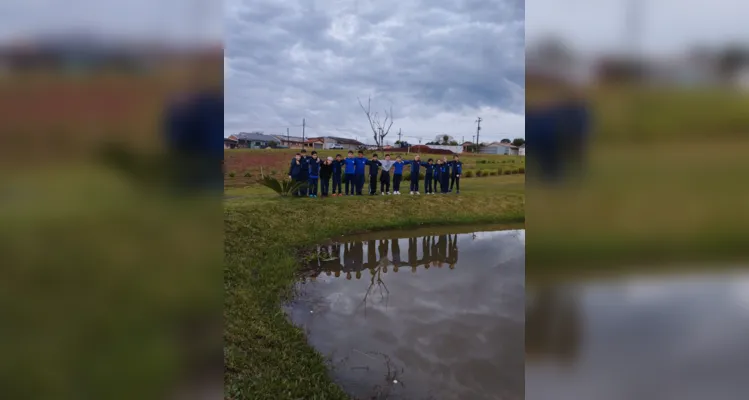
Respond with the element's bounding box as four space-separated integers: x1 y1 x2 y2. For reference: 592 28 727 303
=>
311 136 364 150
481 142 519 155
518 144 525 156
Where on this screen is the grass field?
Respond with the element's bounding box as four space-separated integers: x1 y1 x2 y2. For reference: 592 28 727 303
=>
224 149 525 188
224 174 524 399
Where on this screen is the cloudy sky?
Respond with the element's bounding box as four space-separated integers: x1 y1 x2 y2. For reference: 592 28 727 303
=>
225 0 525 143
526 0 749 56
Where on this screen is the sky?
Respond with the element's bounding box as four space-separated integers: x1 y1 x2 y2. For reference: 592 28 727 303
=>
225 0 525 143
526 0 749 57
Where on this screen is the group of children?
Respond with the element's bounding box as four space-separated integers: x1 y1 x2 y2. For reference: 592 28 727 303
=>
288 148 463 197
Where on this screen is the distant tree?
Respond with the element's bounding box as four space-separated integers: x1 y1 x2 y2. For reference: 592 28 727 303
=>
358 96 394 149
500 138 511 144
448 140 459 145
267 141 279 148
511 138 525 147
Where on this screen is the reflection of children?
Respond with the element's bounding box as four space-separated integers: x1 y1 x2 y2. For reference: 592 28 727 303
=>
391 238 401 270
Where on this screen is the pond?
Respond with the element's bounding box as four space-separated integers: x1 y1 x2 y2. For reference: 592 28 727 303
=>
285 225 525 400
526 268 749 400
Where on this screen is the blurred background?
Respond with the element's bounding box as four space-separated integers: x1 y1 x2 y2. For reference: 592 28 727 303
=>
0 1 223 399
525 0 749 399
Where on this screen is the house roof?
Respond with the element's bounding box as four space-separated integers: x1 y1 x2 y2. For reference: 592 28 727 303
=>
487 142 519 148
224 135 238 142
273 135 305 142
325 136 364 145
236 132 277 141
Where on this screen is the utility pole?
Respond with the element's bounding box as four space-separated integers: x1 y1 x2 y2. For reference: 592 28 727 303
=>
286 127 290 143
472 135 476 153
302 118 306 141
475 117 482 153
398 128 402 143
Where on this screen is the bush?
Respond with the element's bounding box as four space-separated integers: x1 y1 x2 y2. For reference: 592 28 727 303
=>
403 172 411 180
244 172 252 178
511 169 519 174
518 167 525 174
477 160 487 164
464 170 474 178
228 171 235 178
503 169 512 175
497 168 503 175
481 169 491 177
490 171 498 176
258 175 307 197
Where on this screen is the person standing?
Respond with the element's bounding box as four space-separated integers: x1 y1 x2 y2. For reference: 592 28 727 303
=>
297 148 310 197
319 156 334 197
424 158 435 194
379 154 395 195
407 155 427 195
331 154 344 196
448 154 463 194
392 155 405 195
288 153 304 197
367 153 382 195
354 150 368 195
343 151 357 195
307 151 321 197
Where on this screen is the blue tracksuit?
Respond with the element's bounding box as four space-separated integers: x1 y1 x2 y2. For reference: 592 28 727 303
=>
367 159 381 194
448 160 462 192
298 156 310 196
424 163 436 193
354 156 368 195
331 159 344 194
308 158 320 196
439 163 450 193
344 158 357 195
392 160 405 192
408 160 426 192
288 158 305 196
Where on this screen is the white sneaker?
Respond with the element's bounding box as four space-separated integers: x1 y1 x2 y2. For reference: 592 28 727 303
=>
381 191 384 195
410 191 414 195
416 192 420 195
386 192 391 195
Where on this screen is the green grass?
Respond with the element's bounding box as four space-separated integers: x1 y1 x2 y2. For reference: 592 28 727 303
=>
224 175 524 399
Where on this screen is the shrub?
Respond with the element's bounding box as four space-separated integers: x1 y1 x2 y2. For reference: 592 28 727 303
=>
270 170 277 175
464 170 474 178
503 169 512 175
518 167 525 174
497 168 503 175
482 169 491 177
258 174 307 197
490 171 498 176
512 169 519 174
244 172 252 178
228 171 235 178
477 160 487 164
403 172 411 180
419 172 425 180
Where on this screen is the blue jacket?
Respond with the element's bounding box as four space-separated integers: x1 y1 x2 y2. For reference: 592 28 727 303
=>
332 159 344 175
432 164 440 179
440 164 450 179
288 159 303 178
297 156 310 177
367 159 382 175
308 158 321 178
449 161 463 175
393 161 405 175
354 156 368 175
409 160 426 179
424 163 436 178
344 157 356 174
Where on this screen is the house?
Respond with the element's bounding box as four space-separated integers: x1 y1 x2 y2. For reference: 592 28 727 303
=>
272 135 306 149
461 141 474 153
224 135 238 149
304 137 324 149
481 142 519 155
518 144 525 156
235 132 278 149
316 136 364 150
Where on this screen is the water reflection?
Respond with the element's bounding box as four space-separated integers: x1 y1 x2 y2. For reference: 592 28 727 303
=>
526 271 749 400
306 234 462 279
288 229 525 400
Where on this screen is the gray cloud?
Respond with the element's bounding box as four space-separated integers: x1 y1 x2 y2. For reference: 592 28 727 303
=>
225 0 525 142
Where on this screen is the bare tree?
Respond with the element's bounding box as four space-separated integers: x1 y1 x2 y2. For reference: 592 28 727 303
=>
358 96 394 149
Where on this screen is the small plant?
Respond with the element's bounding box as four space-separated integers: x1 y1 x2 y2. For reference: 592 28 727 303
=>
270 170 277 176
244 172 252 178
490 170 498 176
228 171 235 178
464 170 474 178
477 160 486 164
474 170 481 177
504 169 512 175
403 172 411 180
497 168 503 175
258 174 307 197
511 169 519 174
419 172 425 179
518 167 525 174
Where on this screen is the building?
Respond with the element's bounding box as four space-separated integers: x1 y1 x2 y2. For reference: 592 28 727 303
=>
518 144 525 156
461 141 474 153
313 136 364 150
224 135 238 149
235 132 278 149
304 138 324 149
272 135 306 148
481 142 519 155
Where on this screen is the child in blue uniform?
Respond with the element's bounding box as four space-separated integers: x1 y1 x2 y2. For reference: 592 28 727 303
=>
367 153 382 195
407 155 427 195
354 151 368 195
331 154 344 196
392 155 405 195
343 151 356 195
448 155 463 193
424 159 435 194
307 151 321 197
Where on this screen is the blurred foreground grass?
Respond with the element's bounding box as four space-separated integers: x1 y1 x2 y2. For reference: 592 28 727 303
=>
527 86 749 274
0 163 223 399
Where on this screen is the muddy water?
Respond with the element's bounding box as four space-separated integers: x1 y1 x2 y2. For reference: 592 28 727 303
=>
526 269 749 400
285 226 525 400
